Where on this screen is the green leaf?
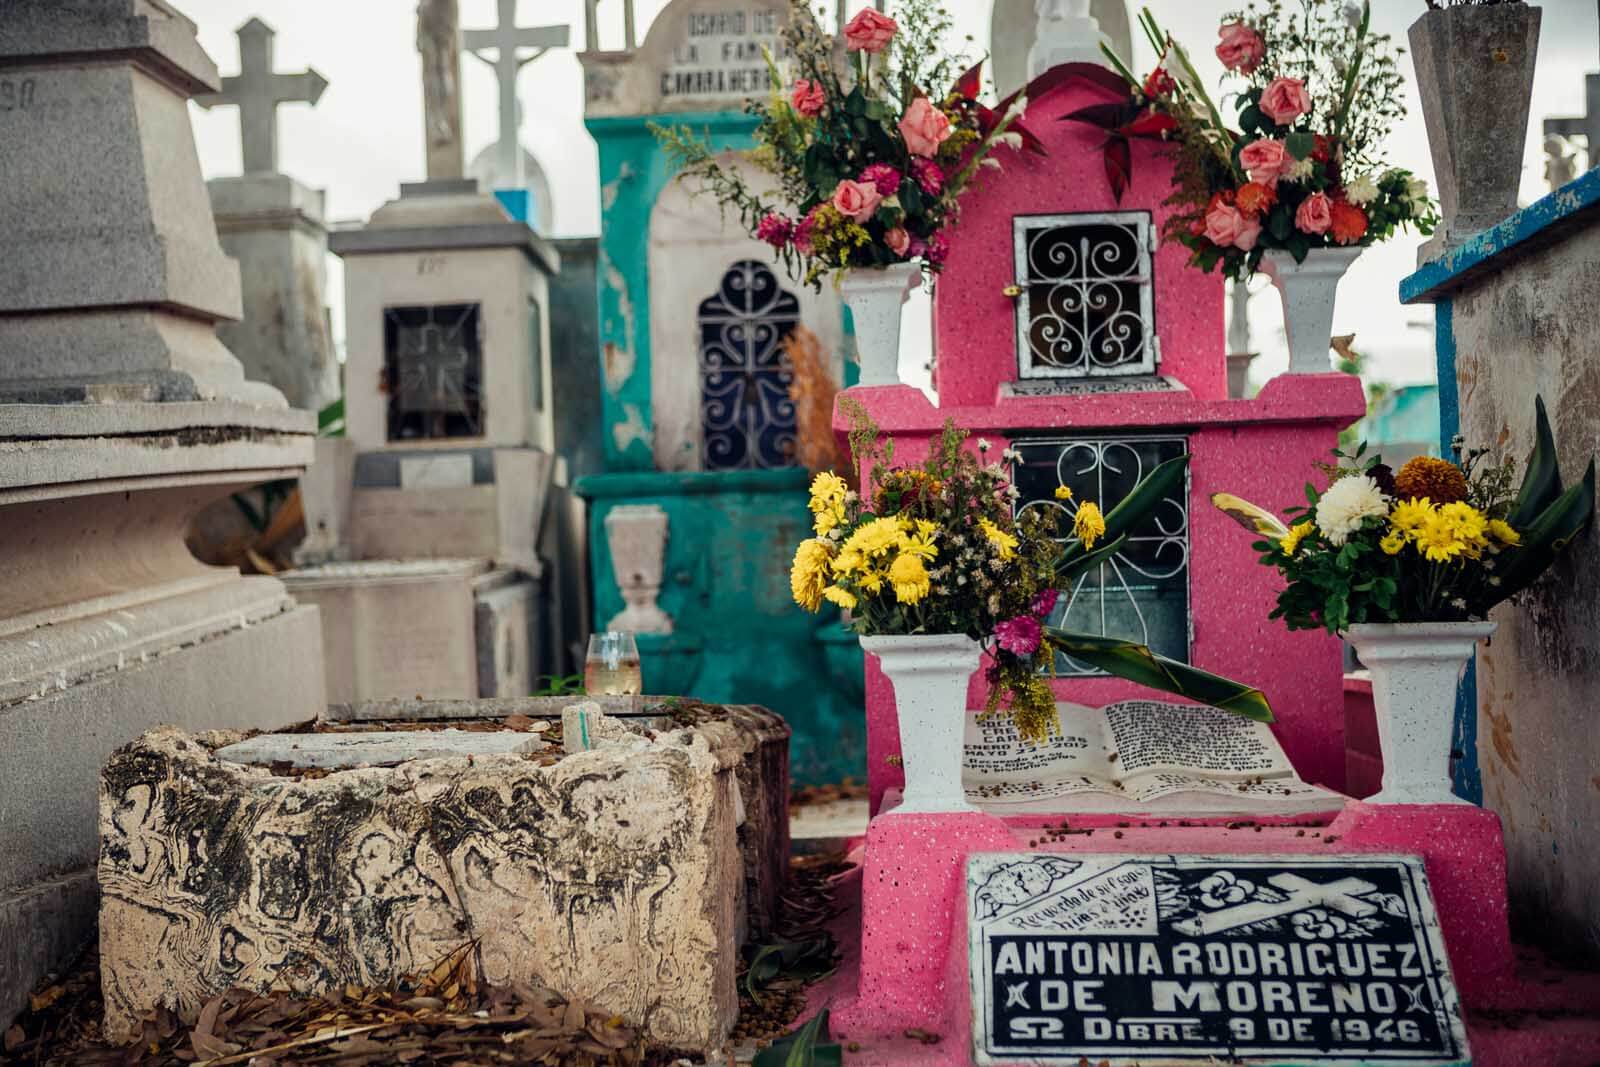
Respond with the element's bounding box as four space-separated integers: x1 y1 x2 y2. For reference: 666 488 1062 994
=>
1508 395 1563 528
1285 131 1316 160
1055 533 1129 584
1057 456 1189 574
1487 460 1596 607
753 1009 843 1067
1268 206 1292 242
1238 104 1263 133
1043 629 1274 722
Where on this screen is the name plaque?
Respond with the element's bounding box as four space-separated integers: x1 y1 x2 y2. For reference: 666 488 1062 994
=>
967 853 1469 1066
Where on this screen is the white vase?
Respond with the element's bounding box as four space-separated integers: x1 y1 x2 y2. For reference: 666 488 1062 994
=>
1260 247 1364 376
1345 621 1496 806
839 262 921 388
862 632 980 814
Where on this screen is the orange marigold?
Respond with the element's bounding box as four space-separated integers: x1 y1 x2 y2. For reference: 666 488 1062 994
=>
1236 181 1275 218
1394 456 1468 505
1329 199 1369 245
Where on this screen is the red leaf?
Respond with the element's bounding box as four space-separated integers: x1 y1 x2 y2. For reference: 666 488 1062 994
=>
1060 101 1134 131
1123 111 1179 138
952 60 984 102
1104 136 1132 203
1010 117 1048 156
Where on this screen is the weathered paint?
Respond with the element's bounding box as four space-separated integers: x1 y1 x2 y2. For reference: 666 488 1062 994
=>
585 110 757 472
576 468 865 785
1403 173 1600 962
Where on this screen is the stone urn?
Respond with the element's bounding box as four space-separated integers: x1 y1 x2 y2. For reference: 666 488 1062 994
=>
839 262 921 387
1345 620 1496 805
604 504 673 633
862 632 980 814
1409 3 1542 259
1259 247 1364 376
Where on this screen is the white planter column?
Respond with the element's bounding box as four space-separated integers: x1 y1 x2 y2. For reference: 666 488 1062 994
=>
839 262 921 388
1346 621 1496 806
863 633 981 814
1260 247 1364 376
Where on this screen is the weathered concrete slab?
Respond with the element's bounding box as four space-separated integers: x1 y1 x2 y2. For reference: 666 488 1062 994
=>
99 718 747 1048
215 727 550 769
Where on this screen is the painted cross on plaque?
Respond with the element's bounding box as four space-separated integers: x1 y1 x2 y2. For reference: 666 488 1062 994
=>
967 853 1470 1066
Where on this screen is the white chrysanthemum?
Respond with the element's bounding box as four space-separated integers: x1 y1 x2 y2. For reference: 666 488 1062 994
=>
1345 174 1380 206
1406 177 1430 207
1285 158 1316 183
1314 474 1390 546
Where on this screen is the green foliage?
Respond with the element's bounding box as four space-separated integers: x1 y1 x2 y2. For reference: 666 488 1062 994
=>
743 936 838 1005
532 674 585 697
752 1009 842 1067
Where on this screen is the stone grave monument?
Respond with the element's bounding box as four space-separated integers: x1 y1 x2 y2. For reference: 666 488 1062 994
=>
0 0 322 1028
97 696 790 1050
293 3 575 702
463 0 568 228
197 16 339 414
807 31 1600 1067
573 0 862 784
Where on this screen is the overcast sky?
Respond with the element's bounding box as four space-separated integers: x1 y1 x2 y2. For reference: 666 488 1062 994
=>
186 0 1600 392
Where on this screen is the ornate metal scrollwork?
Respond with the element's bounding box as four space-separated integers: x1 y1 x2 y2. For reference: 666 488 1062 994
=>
698 259 801 470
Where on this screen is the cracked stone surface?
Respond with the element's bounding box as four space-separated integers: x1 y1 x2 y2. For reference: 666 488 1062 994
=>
97 708 780 1049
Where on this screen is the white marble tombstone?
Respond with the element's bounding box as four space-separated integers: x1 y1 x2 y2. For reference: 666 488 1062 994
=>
0 0 322 1030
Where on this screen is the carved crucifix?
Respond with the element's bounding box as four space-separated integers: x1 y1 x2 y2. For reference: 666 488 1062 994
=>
196 18 328 174
463 0 570 189
417 0 465 180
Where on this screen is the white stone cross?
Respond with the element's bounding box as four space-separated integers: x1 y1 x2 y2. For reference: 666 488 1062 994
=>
1544 73 1600 176
464 0 570 190
196 18 328 175
1170 872 1378 937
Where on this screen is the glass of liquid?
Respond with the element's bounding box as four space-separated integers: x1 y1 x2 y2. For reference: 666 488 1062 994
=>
584 631 642 695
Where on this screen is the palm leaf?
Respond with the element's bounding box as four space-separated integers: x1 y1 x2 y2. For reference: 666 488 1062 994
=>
753 1008 842 1067
1058 454 1190 571
1055 533 1128 584
1044 628 1274 722
1211 492 1291 540
1486 459 1595 607
1508 395 1563 529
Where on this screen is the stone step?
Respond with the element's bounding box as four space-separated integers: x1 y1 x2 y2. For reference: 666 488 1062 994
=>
215 726 550 769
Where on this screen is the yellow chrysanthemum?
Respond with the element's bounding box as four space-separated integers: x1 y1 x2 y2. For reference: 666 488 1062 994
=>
1389 497 1435 536
790 539 834 612
1414 512 1466 563
1280 521 1314 556
900 518 939 561
838 516 905 569
889 552 932 605
1073 502 1107 549
1379 529 1406 555
821 584 857 610
812 501 845 537
1439 501 1489 558
857 568 885 595
978 517 1018 561
1053 484 1074 502
1488 518 1522 546
808 471 847 514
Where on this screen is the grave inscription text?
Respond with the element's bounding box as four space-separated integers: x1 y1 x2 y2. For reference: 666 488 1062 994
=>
659 6 787 101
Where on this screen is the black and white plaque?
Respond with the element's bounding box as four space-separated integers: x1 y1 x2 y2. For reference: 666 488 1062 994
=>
967 853 1469 1066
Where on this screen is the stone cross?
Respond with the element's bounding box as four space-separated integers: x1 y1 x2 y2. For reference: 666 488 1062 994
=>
464 0 570 189
1171 873 1378 937
418 0 465 180
196 19 328 175
1543 72 1600 176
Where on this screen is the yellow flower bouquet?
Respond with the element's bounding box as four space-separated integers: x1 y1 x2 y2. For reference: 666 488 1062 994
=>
1215 398 1595 632
794 401 1272 741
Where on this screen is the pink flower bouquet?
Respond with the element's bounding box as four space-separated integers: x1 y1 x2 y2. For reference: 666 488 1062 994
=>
654 0 1040 287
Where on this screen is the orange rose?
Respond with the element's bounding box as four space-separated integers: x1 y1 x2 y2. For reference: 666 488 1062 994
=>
1295 192 1334 235
1236 181 1276 218
1329 199 1369 245
898 96 953 158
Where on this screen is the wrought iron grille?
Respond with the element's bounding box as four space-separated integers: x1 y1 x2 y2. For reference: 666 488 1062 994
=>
1013 211 1156 379
1012 435 1190 675
383 303 483 440
698 259 800 470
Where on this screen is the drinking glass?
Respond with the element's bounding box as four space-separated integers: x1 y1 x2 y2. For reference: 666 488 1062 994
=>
584 632 642 695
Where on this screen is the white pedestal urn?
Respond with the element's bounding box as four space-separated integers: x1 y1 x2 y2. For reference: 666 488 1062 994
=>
862 632 981 814
1345 621 1497 806
839 261 922 388
1260 247 1365 376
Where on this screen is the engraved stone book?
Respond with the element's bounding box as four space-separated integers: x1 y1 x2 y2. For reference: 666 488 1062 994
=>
963 700 1343 816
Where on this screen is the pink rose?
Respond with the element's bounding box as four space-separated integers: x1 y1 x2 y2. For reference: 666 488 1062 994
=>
1295 191 1334 235
899 96 953 158
831 178 883 223
1238 138 1289 186
860 162 902 196
1260 76 1312 127
885 227 911 256
1233 215 1262 251
843 8 897 53
791 78 825 118
1203 201 1246 248
1215 21 1265 73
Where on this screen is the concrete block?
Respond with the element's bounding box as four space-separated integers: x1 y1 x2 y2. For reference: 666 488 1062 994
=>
216 727 550 769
